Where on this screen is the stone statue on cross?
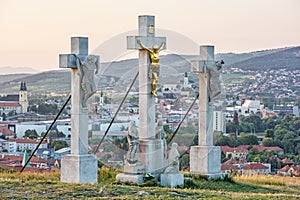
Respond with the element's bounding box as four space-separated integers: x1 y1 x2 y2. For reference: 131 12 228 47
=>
137 39 165 97
207 60 224 102
75 54 99 108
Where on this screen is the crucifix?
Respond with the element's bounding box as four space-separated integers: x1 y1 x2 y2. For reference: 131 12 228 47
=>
127 15 167 173
59 37 99 183
190 45 224 178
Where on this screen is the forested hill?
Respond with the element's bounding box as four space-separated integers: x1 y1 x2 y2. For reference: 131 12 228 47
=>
219 46 300 70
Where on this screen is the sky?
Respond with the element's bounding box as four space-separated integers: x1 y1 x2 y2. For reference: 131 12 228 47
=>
0 0 299 71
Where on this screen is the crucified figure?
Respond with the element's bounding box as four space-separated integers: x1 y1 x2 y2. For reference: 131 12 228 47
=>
75 55 99 108
137 39 165 97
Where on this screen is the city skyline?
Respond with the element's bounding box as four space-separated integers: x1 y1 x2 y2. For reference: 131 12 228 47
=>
0 0 299 71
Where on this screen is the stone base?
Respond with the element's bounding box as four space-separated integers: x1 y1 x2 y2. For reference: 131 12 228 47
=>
116 173 144 185
190 146 221 175
61 154 98 184
124 163 145 175
138 139 167 174
160 173 184 188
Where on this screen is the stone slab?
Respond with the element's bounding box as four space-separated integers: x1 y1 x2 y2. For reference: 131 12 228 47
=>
160 173 184 188
200 173 226 180
61 154 98 184
116 173 144 185
190 146 221 175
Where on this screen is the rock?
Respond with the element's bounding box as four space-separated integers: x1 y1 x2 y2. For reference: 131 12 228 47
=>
137 191 149 196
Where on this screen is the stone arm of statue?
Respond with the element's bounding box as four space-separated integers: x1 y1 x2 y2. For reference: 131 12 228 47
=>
137 39 151 52
74 55 83 78
158 41 166 52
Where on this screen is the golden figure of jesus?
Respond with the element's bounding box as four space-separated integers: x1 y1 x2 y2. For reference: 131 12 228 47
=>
137 39 165 97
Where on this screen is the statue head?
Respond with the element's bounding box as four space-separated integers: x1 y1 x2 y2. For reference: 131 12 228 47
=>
86 55 98 64
171 143 178 149
152 44 159 52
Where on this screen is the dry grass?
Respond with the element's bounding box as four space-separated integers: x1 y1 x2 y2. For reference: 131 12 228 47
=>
0 169 300 199
234 174 300 187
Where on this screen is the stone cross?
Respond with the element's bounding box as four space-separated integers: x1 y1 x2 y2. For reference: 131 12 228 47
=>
59 37 98 183
127 15 166 173
189 46 223 178
127 15 166 140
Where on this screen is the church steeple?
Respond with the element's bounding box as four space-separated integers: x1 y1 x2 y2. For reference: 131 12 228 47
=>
20 81 27 91
19 81 28 113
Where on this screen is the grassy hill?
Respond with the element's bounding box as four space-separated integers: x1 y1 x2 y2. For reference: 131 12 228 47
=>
0 168 299 199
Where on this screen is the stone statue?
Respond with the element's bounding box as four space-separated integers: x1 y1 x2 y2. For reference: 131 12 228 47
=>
207 60 224 102
156 119 167 158
137 39 165 97
75 55 99 108
164 143 180 174
126 121 139 164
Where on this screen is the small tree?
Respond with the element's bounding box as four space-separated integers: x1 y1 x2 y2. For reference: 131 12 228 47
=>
24 129 39 139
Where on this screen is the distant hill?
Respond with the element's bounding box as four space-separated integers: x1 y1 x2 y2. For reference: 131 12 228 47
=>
0 46 298 94
220 46 300 70
0 66 40 75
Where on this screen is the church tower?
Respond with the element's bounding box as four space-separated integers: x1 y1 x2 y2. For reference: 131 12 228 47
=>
19 81 28 113
183 72 189 88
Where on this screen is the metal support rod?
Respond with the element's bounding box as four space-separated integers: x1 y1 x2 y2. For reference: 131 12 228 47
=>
93 72 139 154
167 93 199 145
20 95 71 173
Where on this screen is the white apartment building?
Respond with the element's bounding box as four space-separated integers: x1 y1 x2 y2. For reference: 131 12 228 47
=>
8 138 47 152
213 111 226 133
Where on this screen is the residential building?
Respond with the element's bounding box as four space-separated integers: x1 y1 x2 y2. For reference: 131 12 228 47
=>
213 111 226 133
221 145 284 160
241 163 269 175
273 105 299 116
8 138 47 152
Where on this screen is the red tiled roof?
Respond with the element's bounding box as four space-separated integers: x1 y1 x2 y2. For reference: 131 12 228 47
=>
242 163 268 170
0 102 20 107
220 145 283 153
223 158 243 165
221 164 239 170
0 154 47 163
281 158 294 164
279 165 290 172
0 126 15 137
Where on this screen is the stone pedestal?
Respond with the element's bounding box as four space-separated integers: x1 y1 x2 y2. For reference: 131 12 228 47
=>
139 139 167 174
190 146 224 178
61 154 98 183
160 173 184 188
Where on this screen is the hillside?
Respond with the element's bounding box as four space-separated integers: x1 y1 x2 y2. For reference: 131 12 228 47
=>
0 46 298 94
0 170 299 199
224 46 300 70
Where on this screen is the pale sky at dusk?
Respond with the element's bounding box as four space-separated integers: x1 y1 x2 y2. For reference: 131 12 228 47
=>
0 0 299 71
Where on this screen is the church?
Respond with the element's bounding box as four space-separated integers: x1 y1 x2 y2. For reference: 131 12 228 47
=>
0 82 28 115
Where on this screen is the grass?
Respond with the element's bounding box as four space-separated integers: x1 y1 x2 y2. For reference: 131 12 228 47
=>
0 168 300 199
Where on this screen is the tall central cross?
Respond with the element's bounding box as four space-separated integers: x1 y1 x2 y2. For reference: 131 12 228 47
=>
59 37 99 183
127 16 166 139
127 15 167 173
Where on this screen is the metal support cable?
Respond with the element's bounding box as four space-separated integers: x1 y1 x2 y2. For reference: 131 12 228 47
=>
20 95 71 173
93 72 139 154
167 93 199 145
